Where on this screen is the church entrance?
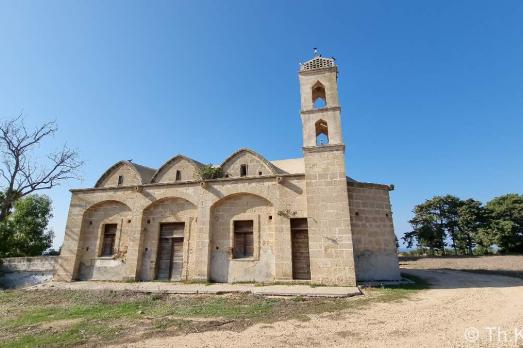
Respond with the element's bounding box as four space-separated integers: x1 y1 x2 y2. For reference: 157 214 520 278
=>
290 218 311 280
156 223 184 281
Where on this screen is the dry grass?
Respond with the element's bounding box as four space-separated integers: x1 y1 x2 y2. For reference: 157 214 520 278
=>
0 275 425 348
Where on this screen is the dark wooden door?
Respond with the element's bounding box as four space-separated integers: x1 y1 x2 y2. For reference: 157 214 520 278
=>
156 223 185 281
291 218 311 280
171 238 184 281
156 237 173 280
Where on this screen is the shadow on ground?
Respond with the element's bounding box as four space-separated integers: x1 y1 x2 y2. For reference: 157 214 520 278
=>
401 268 523 290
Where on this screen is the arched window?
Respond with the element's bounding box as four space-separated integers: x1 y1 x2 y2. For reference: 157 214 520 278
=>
315 119 329 145
312 81 326 109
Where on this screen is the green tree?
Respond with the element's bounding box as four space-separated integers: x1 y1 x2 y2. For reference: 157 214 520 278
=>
484 194 523 253
0 194 54 257
456 199 487 255
403 195 463 255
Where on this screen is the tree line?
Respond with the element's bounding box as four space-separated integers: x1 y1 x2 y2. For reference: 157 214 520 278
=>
402 194 523 255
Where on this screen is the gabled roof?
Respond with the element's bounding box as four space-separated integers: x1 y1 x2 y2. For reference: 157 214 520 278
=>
95 160 156 187
220 148 282 175
150 155 205 183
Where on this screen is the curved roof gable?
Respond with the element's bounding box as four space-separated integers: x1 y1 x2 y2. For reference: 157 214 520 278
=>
150 155 204 183
220 148 281 175
95 160 156 188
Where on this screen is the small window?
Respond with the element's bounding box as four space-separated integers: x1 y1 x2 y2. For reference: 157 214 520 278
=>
175 170 181 181
258 171 262 176
233 220 253 258
101 224 117 257
117 175 124 186
240 164 248 177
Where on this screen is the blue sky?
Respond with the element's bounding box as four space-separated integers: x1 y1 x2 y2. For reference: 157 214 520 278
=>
1 1 522 250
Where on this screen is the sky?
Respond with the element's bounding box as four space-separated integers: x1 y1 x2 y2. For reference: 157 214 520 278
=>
0 0 522 250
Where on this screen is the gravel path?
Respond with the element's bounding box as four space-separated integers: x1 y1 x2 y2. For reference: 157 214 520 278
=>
115 269 523 348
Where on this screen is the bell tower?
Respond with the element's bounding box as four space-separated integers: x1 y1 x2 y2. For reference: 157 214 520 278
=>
299 52 356 286
299 54 343 147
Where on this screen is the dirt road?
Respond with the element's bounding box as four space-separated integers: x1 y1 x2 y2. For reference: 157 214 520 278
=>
117 269 523 348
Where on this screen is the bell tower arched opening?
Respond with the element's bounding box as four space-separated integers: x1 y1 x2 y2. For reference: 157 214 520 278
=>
312 81 326 109
315 119 329 145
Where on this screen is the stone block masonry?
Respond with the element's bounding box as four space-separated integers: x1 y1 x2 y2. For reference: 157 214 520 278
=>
54 53 400 285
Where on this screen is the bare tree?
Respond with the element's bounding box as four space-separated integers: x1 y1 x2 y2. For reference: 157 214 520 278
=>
0 116 83 221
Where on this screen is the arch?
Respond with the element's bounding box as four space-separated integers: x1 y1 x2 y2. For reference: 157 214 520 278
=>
142 196 197 213
95 161 155 188
150 155 204 183
220 148 280 177
77 200 133 281
210 192 273 210
210 192 274 283
315 119 329 145
139 196 198 281
312 81 326 109
83 199 132 216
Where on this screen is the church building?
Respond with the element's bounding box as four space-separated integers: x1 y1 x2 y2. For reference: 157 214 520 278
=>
55 54 400 286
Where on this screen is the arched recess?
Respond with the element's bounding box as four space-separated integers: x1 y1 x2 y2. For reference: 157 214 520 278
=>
139 197 197 281
315 119 329 145
209 193 275 283
312 81 326 109
77 200 132 280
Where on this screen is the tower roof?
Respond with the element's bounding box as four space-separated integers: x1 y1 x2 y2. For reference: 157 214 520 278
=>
300 55 336 72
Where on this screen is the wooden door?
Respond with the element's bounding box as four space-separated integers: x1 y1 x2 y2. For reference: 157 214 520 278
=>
171 238 184 281
156 237 172 280
156 223 185 281
291 218 311 280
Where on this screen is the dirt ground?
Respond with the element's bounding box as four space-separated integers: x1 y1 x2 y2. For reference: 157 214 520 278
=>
114 257 523 348
400 255 523 277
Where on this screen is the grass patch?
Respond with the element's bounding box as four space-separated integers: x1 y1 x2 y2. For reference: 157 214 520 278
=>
0 275 429 347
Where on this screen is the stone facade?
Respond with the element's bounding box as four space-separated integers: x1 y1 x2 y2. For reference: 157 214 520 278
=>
55 55 400 286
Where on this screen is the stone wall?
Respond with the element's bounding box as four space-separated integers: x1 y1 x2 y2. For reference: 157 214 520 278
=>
210 193 275 282
299 67 339 111
97 163 142 188
303 145 356 286
153 157 198 183
139 197 197 281
56 174 307 283
56 160 398 284
0 256 58 289
348 182 401 281
222 151 273 178
77 200 133 281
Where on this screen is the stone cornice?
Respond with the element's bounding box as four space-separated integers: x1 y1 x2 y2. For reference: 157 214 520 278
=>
298 66 337 76
302 144 345 154
300 106 341 115
347 180 394 191
70 173 306 194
